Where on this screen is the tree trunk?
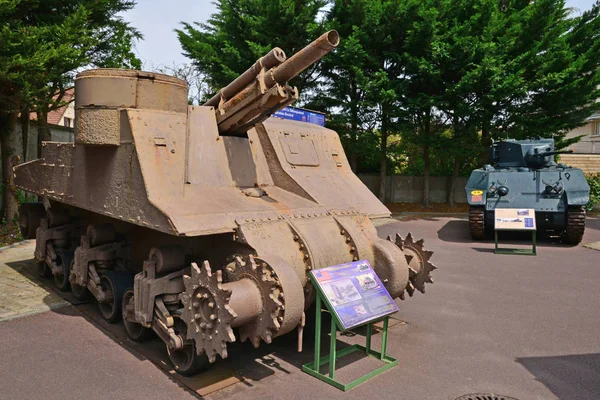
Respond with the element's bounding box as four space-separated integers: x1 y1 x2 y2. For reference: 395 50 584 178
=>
448 158 460 207
349 78 359 173
422 111 431 207
0 98 21 223
378 113 388 202
480 121 491 165
36 109 51 159
20 106 29 162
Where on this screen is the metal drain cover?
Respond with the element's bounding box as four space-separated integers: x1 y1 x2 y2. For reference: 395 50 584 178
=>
455 395 519 400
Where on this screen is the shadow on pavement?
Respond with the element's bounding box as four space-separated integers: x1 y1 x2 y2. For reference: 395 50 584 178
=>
517 353 600 400
437 219 587 249
4 256 396 398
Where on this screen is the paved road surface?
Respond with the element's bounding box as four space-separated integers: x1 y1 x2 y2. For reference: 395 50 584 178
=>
1 215 599 400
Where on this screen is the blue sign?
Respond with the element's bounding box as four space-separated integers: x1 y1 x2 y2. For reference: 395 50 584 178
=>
311 260 399 330
272 106 325 127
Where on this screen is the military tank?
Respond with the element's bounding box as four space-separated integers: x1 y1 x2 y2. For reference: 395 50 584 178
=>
15 31 437 376
465 138 590 244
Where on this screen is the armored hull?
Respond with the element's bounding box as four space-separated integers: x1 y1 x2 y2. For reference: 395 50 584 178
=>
15 32 437 375
466 138 589 244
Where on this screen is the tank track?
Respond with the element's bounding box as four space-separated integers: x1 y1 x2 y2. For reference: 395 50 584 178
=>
563 207 586 245
468 206 486 240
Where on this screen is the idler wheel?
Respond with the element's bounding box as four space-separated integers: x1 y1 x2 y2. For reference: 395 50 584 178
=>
98 271 132 323
122 289 151 342
167 313 211 376
18 203 45 239
53 251 73 292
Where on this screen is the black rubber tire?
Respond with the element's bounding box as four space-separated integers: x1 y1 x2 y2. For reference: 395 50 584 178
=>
98 274 121 323
167 314 212 376
563 207 586 245
469 206 486 240
122 289 151 342
69 260 90 300
53 252 72 292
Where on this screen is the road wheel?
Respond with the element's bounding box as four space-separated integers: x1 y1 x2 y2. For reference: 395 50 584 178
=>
53 251 72 292
98 274 120 323
167 313 212 376
469 206 486 240
563 207 586 245
122 289 151 342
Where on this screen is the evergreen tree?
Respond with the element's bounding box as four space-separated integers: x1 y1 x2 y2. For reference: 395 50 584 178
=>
177 0 326 100
0 0 140 222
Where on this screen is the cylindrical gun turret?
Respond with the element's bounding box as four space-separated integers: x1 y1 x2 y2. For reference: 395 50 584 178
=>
208 30 340 135
203 47 287 108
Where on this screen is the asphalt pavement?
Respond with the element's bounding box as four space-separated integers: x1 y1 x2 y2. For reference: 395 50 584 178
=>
1 215 599 400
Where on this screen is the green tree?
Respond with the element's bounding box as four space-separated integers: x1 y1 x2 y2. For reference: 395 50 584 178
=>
177 0 326 100
0 0 140 222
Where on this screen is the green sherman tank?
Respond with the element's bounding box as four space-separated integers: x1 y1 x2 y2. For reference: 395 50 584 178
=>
14 31 437 376
465 138 590 244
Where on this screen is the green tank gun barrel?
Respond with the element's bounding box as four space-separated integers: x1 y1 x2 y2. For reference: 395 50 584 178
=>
536 149 573 157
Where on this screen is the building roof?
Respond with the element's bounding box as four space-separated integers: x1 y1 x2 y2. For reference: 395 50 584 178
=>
29 88 74 125
585 112 600 122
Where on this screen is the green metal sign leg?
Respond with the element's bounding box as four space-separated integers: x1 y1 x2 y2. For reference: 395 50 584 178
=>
314 294 322 372
532 231 537 255
366 323 372 353
380 318 388 360
329 319 337 378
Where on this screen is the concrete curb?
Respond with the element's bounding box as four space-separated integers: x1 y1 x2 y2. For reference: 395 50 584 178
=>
0 239 33 253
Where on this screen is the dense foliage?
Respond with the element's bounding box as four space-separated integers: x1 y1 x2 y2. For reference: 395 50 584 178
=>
0 0 141 221
586 173 600 211
181 0 600 205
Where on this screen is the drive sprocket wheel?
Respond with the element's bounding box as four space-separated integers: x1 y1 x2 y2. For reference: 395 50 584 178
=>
181 261 236 363
226 255 284 348
388 233 436 299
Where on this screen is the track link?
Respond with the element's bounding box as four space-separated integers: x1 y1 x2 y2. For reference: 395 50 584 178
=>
469 206 486 240
563 207 586 245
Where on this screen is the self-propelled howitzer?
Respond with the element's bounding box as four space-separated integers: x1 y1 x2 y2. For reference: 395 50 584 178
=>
14 31 437 376
465 138 590 243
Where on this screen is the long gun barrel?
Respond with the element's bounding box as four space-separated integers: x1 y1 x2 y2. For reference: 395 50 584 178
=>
536 149 574 157
206 30 340 135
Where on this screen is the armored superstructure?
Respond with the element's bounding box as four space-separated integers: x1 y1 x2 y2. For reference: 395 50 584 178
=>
15 31 437 375
465 138 589 244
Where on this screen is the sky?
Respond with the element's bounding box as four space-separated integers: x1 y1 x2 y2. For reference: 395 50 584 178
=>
123 0 597 70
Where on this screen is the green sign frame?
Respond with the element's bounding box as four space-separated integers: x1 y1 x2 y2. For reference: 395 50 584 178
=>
302 267 398 391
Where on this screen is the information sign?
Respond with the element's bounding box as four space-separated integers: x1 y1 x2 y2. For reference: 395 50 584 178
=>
494 208 536 230
272 106 326 127
310 260 398 330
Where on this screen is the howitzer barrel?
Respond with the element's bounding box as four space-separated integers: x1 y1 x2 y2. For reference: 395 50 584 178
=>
211 30 339 135
264 30 340 87
204 47 287 108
